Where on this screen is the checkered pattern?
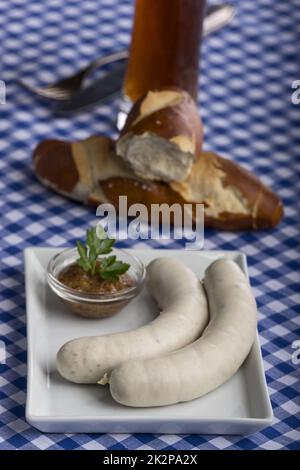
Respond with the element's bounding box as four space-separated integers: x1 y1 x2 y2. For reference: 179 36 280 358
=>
0 0 299 450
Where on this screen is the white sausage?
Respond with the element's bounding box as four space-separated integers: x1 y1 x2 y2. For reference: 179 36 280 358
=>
109 258 257 407
56 257 208 383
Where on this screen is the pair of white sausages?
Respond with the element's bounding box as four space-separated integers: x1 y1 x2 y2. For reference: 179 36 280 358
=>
57 257 257 407
57 257 209 384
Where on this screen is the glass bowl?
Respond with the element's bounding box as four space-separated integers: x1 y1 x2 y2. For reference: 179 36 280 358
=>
47 247 146 319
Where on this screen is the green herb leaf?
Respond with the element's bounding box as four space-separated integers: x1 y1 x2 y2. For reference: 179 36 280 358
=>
76 240 87 260
100 260 130 281
76 227 130 281
86 227 95 248
99 255 117 271
76 257 90 272
98 238 115 255
96 224 107 240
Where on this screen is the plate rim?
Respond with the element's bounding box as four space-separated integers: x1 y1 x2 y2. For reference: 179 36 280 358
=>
24 247 273 433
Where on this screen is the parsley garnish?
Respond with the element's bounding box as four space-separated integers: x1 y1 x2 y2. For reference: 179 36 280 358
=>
76 226 129 281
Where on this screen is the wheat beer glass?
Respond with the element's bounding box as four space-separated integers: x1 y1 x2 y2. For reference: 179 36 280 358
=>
124 0 205 103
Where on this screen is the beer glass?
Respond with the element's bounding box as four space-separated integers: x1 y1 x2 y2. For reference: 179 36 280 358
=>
124 0 205 103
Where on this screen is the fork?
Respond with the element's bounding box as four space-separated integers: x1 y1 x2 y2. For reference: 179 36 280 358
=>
18 49 128 101
17 4 235 102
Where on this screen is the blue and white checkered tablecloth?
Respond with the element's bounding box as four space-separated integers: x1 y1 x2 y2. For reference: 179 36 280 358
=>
0 0 299 451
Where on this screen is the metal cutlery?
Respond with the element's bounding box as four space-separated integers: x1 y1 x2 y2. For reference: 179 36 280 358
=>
18 4 235 105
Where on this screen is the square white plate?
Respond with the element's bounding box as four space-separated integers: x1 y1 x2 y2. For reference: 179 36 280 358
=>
25 248 273 435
